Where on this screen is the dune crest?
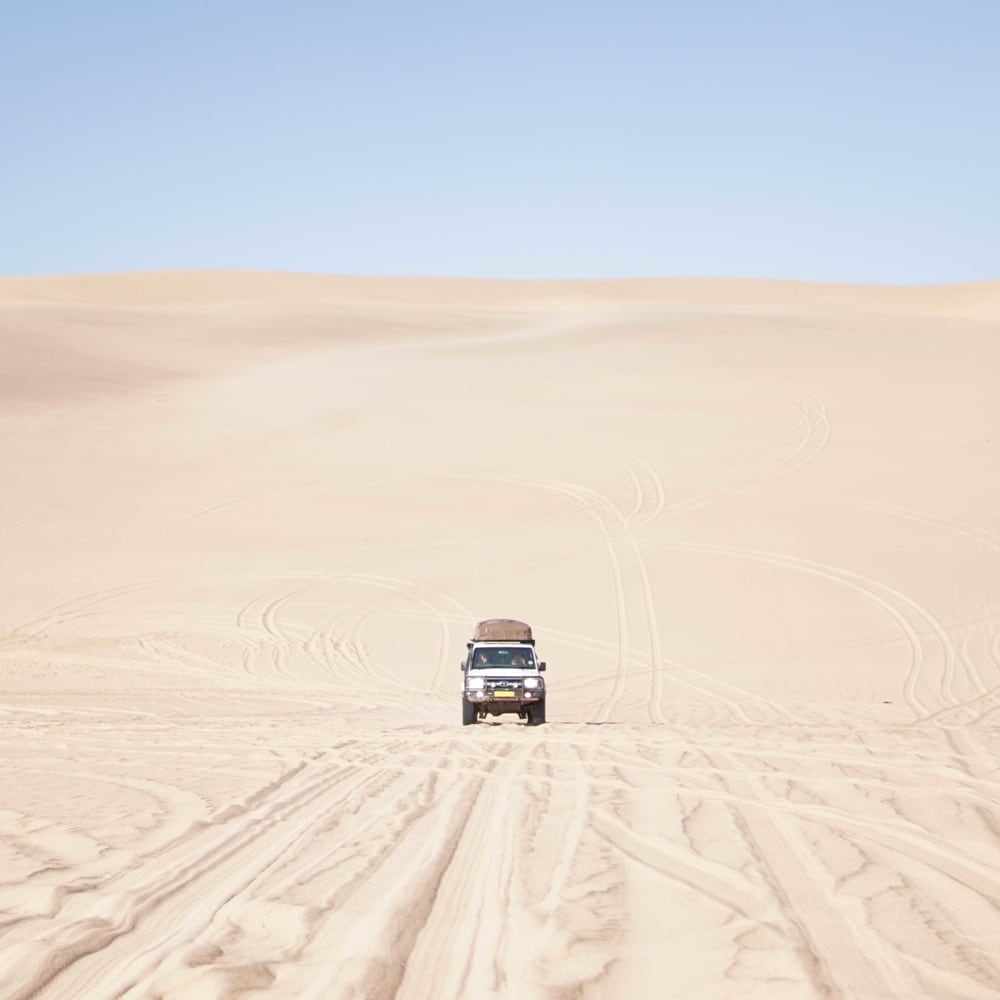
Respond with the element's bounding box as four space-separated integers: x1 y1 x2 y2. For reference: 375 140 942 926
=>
2 269 999 317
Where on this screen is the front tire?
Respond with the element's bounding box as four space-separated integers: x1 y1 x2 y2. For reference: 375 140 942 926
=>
462 699 478 726
527 698 546 725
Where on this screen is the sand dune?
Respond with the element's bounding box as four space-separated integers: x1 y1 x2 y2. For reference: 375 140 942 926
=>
1 272 998 998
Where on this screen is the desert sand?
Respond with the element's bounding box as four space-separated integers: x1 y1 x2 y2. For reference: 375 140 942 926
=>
1 271 998 999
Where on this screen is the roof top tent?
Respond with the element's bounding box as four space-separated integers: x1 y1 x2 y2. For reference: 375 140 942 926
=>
471 619 534 644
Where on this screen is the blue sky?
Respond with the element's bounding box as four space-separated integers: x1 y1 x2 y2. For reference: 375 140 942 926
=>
3 1 998 281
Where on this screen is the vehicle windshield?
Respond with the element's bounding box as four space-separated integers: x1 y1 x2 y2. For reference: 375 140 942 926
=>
470 646 535 669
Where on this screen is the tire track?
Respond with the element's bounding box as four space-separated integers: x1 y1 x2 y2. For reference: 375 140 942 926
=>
660 384 830 518
601 447 669 724
19 757 382 1000
3 579 168 646
780 492 1000 702
306 739 537 1000
714 752 919 999
659 540 959 719
119 762 452 998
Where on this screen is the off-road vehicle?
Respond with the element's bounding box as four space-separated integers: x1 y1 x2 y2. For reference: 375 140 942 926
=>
461 619 546 725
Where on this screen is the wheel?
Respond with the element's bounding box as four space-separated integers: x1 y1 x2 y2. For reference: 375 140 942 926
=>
462 699 478 726
527 698 546 725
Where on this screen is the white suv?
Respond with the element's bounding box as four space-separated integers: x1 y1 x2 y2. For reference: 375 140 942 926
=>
462 640 546 725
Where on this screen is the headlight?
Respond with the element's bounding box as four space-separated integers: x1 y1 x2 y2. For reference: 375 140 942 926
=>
466 676 485 690
523 677 539 689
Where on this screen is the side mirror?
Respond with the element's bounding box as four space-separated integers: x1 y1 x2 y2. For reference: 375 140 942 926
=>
539 662 546 672
460 660 466 671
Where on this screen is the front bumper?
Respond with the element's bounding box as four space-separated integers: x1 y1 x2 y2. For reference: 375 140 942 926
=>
464 682 544 714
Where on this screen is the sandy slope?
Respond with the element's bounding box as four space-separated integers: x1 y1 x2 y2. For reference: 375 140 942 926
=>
1 272 998 999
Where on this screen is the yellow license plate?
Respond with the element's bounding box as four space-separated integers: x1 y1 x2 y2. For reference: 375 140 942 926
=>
493 690 516 698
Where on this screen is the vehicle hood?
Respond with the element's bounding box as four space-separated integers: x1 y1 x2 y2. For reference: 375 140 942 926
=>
477 668 539 679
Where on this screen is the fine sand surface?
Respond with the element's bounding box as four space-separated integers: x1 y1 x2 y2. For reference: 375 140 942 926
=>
1 271 999 999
